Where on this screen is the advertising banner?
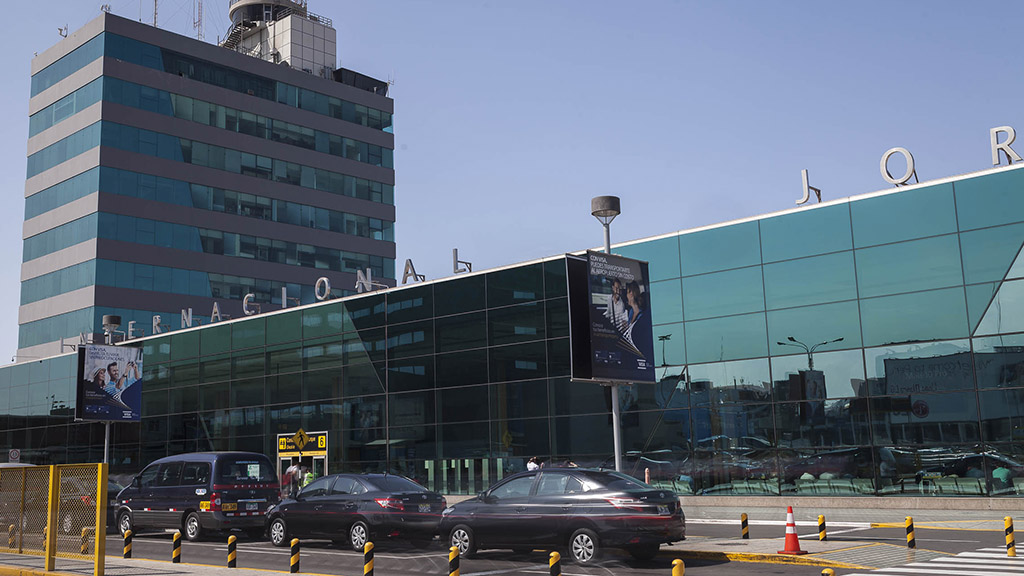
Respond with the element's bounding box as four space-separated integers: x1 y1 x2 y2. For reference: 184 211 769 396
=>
567 251 656 383
75 345 143 421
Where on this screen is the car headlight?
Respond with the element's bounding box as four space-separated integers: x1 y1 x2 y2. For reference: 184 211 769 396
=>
442 507 454 517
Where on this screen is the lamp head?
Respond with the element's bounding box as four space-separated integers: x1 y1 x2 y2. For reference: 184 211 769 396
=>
787 336 797 342
591 195 621 225
101 314 121 334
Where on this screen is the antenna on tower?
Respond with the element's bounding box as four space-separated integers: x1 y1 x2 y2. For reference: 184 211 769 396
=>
58 25 68 37
193 0 203 41
153 0 157 27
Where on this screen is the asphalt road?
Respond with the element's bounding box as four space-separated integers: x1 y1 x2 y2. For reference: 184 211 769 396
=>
96 521 1009 576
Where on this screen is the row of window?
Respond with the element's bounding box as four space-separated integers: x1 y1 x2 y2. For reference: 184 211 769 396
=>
28 77 101 137
27 121 394 205
31 32 393 132
102 77 394 167
26 122 100 178
102 122 394 204
25 167 394 243
618 171 1024 281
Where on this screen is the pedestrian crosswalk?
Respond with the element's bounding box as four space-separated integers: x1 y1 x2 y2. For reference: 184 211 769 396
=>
843 548 1024 575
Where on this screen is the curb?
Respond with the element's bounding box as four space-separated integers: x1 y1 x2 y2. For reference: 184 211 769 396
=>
671 549 869 569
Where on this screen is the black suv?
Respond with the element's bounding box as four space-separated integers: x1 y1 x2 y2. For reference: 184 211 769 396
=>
439 468 684 564
116 452 279 541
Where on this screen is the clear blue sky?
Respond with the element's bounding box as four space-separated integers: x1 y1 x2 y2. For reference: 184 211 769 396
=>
1 1 1019 363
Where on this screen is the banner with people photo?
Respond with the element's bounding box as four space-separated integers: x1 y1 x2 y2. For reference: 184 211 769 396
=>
75 344 143 421
566 252 655 384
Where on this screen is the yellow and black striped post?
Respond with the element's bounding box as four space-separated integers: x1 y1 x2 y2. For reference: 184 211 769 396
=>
448 546 460 576
7 524 14 549
740 513 749 539
822 569 835 576
172 531 182 563
672 558 685 576
363 541 374 576
123 529 132 559
80 527 91 555
905 516 915 549
228 534 237 568
549 551 561 576
42 525 47 548
1006 516 1016 557
290 538 300 573
818 514 827 541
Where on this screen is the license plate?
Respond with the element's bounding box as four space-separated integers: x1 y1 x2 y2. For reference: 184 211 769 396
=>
246 503 258 511
418 504 431 513
657 505 670 515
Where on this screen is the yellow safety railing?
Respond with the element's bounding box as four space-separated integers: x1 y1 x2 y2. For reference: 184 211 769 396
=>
0 463 107 575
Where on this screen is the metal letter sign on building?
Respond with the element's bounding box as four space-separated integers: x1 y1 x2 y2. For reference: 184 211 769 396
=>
566 252 655 384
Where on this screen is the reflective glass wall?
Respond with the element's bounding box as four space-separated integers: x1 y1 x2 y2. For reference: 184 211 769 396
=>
4 166 1024 497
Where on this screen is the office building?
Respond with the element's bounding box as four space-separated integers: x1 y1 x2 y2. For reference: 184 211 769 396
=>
21 2 396 359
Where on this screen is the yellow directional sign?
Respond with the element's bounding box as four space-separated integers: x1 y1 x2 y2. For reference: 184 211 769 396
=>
292 429 310 450
277 430 327 457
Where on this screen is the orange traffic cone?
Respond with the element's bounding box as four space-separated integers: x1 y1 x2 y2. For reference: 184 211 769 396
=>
778 506 807 555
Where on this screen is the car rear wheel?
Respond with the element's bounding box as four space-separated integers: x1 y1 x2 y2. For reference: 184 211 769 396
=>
626 543 659 561
269 518 289 547
349 520 369 552
184 512 203 542
569 528 600 564
449 524 477 558
117 511 133 538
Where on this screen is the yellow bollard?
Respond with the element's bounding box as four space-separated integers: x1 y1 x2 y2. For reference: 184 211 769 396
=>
363 541 374 576
818 514 827 541
290 538 300 573
822 570 835 576
1007 516 1016 557
740 513 749 539
448 546 460 576
672 558 685 576
80 527 91 555
7 524 14 549
227 534 237 568
549 551 561 576
123 529 132 559
905 516 915 549
172 531 181 563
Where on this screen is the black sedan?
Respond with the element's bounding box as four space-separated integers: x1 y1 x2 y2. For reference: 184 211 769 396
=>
266 473 446 551
439 468 684 564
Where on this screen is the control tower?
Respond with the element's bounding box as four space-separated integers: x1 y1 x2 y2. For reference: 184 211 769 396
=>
222 0 336 78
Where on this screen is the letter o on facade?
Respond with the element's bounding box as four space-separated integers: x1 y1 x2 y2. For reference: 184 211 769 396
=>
315 277 331 301
880 147 915 185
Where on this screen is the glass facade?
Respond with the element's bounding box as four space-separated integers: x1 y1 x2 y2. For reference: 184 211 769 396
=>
12 147 1024 497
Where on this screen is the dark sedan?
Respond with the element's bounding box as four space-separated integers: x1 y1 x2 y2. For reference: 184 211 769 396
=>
439 468 684 564
266 473 445 551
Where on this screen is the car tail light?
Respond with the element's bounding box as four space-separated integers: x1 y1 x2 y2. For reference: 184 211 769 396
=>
375 498 404 511
605 497 645 511
210 492 222 512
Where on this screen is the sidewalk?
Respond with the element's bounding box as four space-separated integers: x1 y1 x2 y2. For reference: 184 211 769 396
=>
0 553 308 576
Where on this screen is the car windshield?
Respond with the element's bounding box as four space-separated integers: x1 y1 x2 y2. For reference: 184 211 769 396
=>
215 456 276 483
367 475 427 493
581 471 654 491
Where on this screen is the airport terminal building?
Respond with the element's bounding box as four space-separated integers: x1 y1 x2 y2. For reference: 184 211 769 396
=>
4 162 1024 498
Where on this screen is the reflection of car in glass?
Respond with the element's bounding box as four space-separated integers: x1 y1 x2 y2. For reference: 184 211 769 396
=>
782 447 896 485
439 468 684 564
599 451 683 488
117 452 279 541
266 473 445 550
59 478 124 534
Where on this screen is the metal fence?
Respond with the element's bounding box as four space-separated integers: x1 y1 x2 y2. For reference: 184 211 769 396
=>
0 463 107 575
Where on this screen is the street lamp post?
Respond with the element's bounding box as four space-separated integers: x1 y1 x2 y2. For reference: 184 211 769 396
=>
775 336 844 370
592 195 623 473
